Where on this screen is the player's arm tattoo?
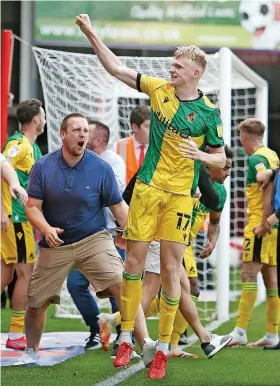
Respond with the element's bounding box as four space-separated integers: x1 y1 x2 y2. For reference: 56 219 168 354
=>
208 210 222 244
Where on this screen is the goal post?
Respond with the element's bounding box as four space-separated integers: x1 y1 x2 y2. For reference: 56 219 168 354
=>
215 47 232 322
31 46 268 322
217 47 268 321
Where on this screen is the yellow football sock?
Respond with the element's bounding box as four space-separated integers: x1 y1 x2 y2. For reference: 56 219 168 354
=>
9 310 25 334
114 311 121 326
236 282 258 329
159 288 180 343
145 297 160 318
266 289 280 334
120 272 142 331
170 295 198 346
170 309 188 346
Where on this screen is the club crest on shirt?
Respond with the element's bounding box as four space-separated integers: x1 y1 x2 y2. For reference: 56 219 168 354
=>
186 112 196 123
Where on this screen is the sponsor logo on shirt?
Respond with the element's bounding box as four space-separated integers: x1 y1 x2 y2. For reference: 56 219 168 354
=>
166 126 190 139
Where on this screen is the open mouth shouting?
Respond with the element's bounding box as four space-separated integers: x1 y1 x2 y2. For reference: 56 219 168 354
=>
78 140 85 149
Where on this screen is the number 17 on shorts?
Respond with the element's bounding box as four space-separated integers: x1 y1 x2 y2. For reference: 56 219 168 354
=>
176 212 191 245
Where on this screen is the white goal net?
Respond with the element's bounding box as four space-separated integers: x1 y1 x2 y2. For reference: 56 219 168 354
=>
32 46 268 322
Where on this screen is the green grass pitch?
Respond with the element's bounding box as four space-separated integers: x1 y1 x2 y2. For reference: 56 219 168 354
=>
1 303 279 386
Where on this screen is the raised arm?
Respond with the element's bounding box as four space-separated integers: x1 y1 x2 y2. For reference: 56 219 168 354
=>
76 14 137 89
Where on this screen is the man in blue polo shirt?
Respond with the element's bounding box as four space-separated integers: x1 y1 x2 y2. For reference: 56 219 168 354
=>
14 113 150 365
66 119 126 350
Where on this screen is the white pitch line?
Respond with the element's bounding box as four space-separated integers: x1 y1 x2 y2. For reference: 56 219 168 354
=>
93 361 145 386
93 322 219 386
92 309 248 386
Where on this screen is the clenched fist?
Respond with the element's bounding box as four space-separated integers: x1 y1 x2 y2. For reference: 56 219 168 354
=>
76 14 93 35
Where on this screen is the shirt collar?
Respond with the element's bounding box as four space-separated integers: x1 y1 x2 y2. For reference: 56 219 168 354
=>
99 149 108 157
132 136 148 148
58 148 87 170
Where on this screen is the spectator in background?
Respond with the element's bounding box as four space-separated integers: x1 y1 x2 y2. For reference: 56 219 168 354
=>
1 100 44 350
112 105 150 185
67 120 126 350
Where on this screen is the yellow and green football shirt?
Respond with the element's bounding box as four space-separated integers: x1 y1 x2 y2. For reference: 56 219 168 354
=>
136 74 224 196
191 181 227 238
246 146 279 224
2 131 42 223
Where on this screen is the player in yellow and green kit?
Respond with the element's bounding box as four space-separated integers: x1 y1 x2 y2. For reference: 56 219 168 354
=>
98 149 233 360
1 99 45 350
171 145 233 354
76 13 232 379
228 118 280 348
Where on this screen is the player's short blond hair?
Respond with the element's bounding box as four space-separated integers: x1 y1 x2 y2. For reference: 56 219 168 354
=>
174 45 208 72
238 118 265 138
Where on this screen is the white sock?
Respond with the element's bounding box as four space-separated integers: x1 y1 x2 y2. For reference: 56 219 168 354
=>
156 341 169 355
266 333 277 339
8 333 25 340
99 313 116 327
119 331 132 345
105 313 117 326
235 327 246 336
25 348 39 356
110 313 118 326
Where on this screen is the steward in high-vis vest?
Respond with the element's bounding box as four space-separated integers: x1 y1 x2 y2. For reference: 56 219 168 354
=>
113 105 150 185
